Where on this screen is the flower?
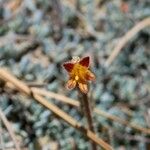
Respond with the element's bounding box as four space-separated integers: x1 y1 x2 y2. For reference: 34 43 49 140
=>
63 56 95 94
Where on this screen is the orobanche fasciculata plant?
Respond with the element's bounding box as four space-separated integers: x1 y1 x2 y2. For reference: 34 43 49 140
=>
63 56 97 150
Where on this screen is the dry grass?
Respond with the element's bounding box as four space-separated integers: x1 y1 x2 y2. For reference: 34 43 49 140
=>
0 68 113 150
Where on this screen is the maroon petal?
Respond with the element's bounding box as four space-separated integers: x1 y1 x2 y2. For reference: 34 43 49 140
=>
79 56 90 68
63 62 74 72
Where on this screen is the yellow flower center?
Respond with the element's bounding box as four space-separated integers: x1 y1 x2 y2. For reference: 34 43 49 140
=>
70 63 88 83
75 75 79 81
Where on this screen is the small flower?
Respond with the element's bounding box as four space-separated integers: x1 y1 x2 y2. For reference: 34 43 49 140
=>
63 56 95 94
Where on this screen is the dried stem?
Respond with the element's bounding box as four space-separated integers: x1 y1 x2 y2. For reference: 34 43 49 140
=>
0 107 21 150
79 91 97 150
51 0 63 40
0 118 5 150
35 86 150 135
105 17 150 67
0 68 113 150
5 84 150 135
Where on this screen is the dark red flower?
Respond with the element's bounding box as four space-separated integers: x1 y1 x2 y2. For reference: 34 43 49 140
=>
63 56 95 93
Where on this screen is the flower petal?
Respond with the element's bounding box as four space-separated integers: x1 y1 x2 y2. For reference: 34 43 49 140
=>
63 62 74 72
66 79 76 90
86 71 96 81
79 56 90 68
78 83 88 94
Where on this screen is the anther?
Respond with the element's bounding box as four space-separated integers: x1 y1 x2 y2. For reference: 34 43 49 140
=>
75 76 79 81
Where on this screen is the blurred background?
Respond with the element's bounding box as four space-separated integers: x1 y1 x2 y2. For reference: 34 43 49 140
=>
0 0 150 149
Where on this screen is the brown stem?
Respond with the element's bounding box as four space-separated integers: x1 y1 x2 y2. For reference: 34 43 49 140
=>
79 92 97 150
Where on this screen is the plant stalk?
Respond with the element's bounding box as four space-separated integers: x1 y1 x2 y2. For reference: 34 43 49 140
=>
79 92 97 150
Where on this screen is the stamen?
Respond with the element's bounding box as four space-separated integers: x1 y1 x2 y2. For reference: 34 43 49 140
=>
71 56 80 63
75 75 79 81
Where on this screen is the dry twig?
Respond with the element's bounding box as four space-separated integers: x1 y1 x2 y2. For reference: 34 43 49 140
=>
0 107 21 150
0 68 113 150
105 17 150 67
31 88 150 135
5 84 150 135
0 118 5 150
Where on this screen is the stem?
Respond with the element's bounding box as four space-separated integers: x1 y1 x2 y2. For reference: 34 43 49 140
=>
79 92 97 150
0 107 21 150
0 118 5 150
